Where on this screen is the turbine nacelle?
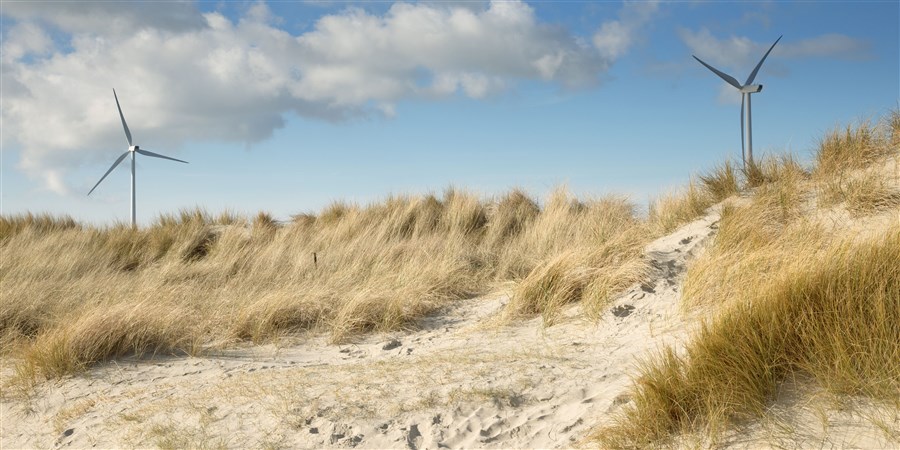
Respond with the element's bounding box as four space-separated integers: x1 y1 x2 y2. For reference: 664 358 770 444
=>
129 145 140 152
741 84 763 94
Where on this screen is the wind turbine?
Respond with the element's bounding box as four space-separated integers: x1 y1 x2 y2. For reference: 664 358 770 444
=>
88 89 188 227
693 35 782 170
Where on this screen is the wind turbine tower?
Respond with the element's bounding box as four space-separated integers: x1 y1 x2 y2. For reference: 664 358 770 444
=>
88 89 188 227
693 36 782 169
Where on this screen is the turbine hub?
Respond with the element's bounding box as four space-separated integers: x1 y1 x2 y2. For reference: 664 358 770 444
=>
741 84 763 94
129 145 139 151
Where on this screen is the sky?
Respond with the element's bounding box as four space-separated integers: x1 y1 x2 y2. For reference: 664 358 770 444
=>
1 0 898 225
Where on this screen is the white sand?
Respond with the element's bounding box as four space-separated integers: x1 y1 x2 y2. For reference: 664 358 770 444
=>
3 202 897 449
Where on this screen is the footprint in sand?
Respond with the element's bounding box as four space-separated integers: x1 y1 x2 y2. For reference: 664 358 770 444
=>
405 424 423 449
611 304 635 318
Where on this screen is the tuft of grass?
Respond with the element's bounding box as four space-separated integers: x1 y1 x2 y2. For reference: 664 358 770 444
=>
819 167 900 216
648 179 711 235
698 159 740 203
0 213 79 241
814 119 893 178
813 116 899 215
743 153 808 189
290 212 316 228
317 201 357 226
442 187 488 236
22 301 202 378
253 211 277 229
485 188 541 246
498 192 649 325
503 214 648 325
889 109 900 148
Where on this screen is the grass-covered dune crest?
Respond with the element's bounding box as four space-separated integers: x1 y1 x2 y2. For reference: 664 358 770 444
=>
594 111 900 448
2 187 662 379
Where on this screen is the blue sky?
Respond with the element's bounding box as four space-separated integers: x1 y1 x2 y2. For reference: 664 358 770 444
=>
2 1 897 225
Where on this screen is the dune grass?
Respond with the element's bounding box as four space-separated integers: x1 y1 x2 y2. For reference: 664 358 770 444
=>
595 220 900 448
647 159 743 236
1 187 650 379
819 166 900 215
501 191 650 325
813 115 900 215
697 159 740 203
814 118 895 178
593 113 900 448
647 180 711 235
742 153 808 189
1 156 764 384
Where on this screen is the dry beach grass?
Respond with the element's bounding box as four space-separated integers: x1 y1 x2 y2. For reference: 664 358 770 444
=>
2 187 656 380
593 111 900 448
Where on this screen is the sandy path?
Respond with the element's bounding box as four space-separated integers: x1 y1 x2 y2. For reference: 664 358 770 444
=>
1 211 720 449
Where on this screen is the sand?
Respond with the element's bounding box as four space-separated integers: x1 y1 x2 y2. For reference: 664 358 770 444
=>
2 202 897 449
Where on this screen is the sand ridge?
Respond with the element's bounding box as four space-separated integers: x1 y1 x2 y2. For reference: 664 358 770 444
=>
2 208 721 449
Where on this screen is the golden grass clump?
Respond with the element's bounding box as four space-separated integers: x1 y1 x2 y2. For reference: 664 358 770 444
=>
814 119 894 178
502 193 649 324
697 159 740 203
742 153 808 189
648 155 807 237
1 188 648 378
648 180 712 235
21 301 201 378
819 167 900 215
484 188 540 247
0 213 80 241
813 115 899 215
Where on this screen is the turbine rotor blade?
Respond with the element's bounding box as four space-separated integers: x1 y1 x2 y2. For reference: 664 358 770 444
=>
745 35 782 86
692 55 742 89
135 149 188 164
113 89 133 147
87 151 130 196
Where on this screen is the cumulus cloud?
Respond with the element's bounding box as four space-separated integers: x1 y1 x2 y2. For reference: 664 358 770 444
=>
679 28 760 71
1 1 206 35
2 1 620 193
593 0 659 60
1 22 53 63
778 33 873 60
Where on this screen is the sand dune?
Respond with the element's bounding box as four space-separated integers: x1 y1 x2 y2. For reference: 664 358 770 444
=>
2 204 720 448
4 195 897 449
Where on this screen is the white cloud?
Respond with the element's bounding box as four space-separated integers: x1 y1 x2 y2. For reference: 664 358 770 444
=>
1 1 206 35
593 1 659 60
2 1 616 194
717 83 742 106
778 34 872 60
1 22 53 63
43 169 70 196
679 28 759 71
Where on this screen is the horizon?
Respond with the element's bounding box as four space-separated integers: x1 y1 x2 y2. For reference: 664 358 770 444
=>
1 0 898 226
